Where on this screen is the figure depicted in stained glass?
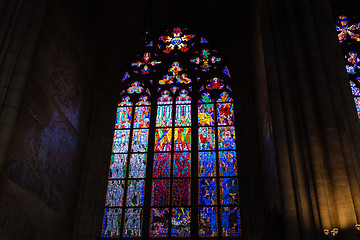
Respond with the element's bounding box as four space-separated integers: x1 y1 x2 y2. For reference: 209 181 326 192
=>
345 51 360 74
127 81 143 94
158 90 173 104
218 127 236 150
219 151 237 177
124 208 142 237
171 207 191 237
129 154 146 178
126 180 145 206
174 152 191 177
156 104 172 127
198 104 215 126
217 102 234 125
175 104 191 126
153 153 171 178
106 180 125 207
191 49 221 72
198 127 215 151
336 16 360 43
119 96 132 106
131 129 149 152
176 89 191 104
159 27 195 53
152 179 170 206
173 179 191 206
221 207 240 236
159 62 191 85
102 208 121 237
199 178 217 206
150 208 169 237
115 106 132 129
134 105 150 128
109 154 127 179
206 77 224 90
131 52 161 75
199 207 217 237
221 178 239 205
198 92 213 103
199 151 216 177
174 128 191 151
154 128 172 152
113 129 130 153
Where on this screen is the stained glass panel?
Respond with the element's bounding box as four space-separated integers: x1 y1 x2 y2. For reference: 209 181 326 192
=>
199 178 217 206
150 208 169 237
175 104 191 126
152 179 170 206
219 151 237 177
156 105 173 127
217 92 233 103
113 129 130 153
198 151 216 177
129 154 146 178
106 180 125 207
126 180 145 206
123 208 142 237
109 154 127 179
171 207 191 237
198 104 215 126
218 126 236 150
217 103 234 125
174 128 191 151
134 106 151 128
153 153 171 178
220 178 239 205
221 207 240 237
102 208 122 237
173 179 191 206
354 97 360 117
350 81 360 95
198 127 215 151
115 107 132 129
199 207 218 237
173 152 191 177
154 128 172 152
175 90 191 104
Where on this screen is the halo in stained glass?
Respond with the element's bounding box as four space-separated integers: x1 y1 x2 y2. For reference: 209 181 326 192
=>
127 81 144 94
119 96 132 106
198 92 213 103
158 90 173 104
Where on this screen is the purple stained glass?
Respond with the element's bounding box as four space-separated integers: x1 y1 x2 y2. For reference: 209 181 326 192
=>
219 151 237 177
154 128 172 152
152 179 170 206
156 104 173 127
153 153 171 178
131 128 149 152
102 208 122 237
112 129 130 153
217 103 234 125
150 208 169 237
174 152 191 177
173 179 191 206
123 208 142 237
129 154 146 178
175 104 191 126
171 207 191 237
115 107 132 129
198 151 216 177
198 104 215 126
126 180 145 207
198 127 215 151
221 206 241 237
174 128 191 151
199 207 218 237
220 178 239 205
105 180 125 207
109 154 127 179
218 126 236 150
199 178 217 206
134 105 150 128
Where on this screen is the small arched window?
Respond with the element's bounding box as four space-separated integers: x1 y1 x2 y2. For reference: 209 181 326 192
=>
101 27 241 239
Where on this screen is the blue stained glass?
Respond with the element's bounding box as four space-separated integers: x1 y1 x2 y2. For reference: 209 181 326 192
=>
218 126 236 150
171 207 191 237
123 208 142 237
219 151 237 177
150 208 169 237
198 104 215 126
217 91 233 102
175 104 191 126
221 207 240 237
198 92 213 103
113 129 130 153
126 180 145 206
102 208 122 237
198 127 215 151
156 104 173 127
122 72 130 82
220 178 239 205
131 129 149 152
222 66 231 77
199 207 218 237
153 153 171 178
174 152 191 177
129 153 146 178
199 151 216 177
199 178 217 206
350 81 360 96
105 180 125 207
115 107 132 129
134 105 150 128
109 154 127 179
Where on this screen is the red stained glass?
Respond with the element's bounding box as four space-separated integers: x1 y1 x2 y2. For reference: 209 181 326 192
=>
173 179 191 206
152 179 170 206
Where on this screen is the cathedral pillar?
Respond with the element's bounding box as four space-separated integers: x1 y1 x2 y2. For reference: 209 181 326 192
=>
0 0 47 167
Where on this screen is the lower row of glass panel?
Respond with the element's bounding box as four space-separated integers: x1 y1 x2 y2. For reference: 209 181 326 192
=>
102 206 241 237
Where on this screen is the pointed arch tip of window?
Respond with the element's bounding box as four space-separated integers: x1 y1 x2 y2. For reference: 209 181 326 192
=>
223 66 231 77
127 81 144 94
159 62 192 85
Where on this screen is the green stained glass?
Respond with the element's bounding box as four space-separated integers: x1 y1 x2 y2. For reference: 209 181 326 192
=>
156 104 173 127
198 104 215 126
113 129 130 153
154 128 172 152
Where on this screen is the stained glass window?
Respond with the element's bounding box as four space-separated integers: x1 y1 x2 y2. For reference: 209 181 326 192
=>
335 15 360 119
102 27 240 238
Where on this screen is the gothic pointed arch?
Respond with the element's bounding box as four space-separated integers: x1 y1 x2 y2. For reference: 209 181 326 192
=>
101 27 241 239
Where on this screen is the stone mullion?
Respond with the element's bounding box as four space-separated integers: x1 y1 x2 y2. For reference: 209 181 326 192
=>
0 0 46 167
